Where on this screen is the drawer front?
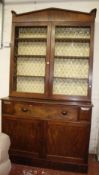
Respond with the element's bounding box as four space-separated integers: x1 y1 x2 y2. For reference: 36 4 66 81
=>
14 103 78 121
2 100 91 121
79 106 92 121
2 101 14 114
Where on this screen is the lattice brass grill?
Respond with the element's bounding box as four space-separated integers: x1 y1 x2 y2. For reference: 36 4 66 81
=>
15 26 47 93
54 58 89 78
55 42 89 57
55 27 90 39
17 57 45 76
53 78 88 96
17 77 44 93
53 26 90 96
18 41 46 56
19 27 47 38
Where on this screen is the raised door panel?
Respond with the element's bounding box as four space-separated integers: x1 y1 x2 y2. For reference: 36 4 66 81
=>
46 120 90 164
2 117 41 158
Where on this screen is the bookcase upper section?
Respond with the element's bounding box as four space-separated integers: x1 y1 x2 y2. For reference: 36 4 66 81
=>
9 8 96 101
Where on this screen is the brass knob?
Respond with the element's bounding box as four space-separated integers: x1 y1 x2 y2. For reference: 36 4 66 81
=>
61 111 68 115
46 61 49 65
21 108 28 112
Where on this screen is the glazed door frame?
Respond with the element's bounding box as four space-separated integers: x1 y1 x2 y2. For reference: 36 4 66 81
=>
10 22 52 99
49 21 94 102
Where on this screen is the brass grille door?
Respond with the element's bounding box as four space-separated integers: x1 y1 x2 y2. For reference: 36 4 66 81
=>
52 25 91 99
11 25 50 97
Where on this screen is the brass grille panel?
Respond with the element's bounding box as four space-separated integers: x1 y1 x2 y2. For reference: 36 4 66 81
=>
14 26 91 96
17 77 44 93
53 78 88 96
55 27 90 39
55 42 89 57
14 26 47 93
53 26 90 96
17 57 45 76
54 58 89 78
18 41 46 56
19 27 47 38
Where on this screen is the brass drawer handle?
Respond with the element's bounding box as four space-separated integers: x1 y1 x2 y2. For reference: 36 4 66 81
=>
21 108 29 112
61 111 68 115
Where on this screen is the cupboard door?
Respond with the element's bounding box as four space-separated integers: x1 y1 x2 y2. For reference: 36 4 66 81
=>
51 25 91 100
46 120 90 164
2 117 41 158
10 24 51 98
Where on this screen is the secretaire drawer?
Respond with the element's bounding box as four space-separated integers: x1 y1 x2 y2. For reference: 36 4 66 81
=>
14 103 78 121
2 100 79 121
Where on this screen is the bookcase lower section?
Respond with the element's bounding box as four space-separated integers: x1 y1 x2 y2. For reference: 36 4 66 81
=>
2 97 91 173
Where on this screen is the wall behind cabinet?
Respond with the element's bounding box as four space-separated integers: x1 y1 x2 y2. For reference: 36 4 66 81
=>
0 0 99 154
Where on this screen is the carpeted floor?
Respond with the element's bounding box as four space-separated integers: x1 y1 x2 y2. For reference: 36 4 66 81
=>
9 164 72 175
9 158 99 175
9 164 84 175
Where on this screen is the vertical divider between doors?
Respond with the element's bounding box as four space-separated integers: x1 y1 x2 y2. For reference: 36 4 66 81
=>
48 23 55 97
45 23 52 97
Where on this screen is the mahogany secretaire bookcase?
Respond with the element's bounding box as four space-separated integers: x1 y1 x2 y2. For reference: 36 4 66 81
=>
1 8 96 173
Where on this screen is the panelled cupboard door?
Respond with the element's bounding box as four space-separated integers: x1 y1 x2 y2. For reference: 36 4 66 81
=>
46 120 90 164
50 23 92 101
2 117 41 158
10 23 51 98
